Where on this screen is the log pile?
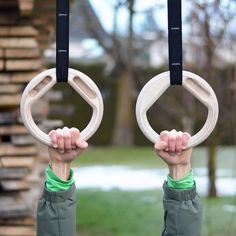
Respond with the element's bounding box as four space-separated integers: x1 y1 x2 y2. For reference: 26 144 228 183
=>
0 25 46 236
0 1 58 235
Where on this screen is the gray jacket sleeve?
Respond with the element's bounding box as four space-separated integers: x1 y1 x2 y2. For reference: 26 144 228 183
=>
162 182 202 236
37 183 76 236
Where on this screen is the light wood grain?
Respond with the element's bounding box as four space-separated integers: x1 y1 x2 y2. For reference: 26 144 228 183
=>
0 226 35 236
0 145 37 156
0 26 37 37
5 59 42 71
0 157 35 168
0 38 38 49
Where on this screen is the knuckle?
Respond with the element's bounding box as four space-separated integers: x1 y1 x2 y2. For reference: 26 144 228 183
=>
176 135 182 142
177 131 183 137
160 130 168 137
183 132 191 138
57 133 63 139
71 127 79 133
49 130 56 135
64 133 71 140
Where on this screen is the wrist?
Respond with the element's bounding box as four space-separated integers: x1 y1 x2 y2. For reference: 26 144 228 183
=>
50 160 72 181
168 164 191 180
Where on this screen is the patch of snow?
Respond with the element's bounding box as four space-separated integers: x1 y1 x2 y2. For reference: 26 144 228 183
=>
223 205 236 213
73 166 236 196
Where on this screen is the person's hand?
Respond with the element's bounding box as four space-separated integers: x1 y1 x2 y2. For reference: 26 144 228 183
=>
48 127 88 163
48 127 88 180
155 130 192 180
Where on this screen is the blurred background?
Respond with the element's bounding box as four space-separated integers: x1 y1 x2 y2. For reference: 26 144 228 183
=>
0 0 236 235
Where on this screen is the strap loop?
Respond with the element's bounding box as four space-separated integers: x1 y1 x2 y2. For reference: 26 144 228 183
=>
56 0 69 82
168 0 183 85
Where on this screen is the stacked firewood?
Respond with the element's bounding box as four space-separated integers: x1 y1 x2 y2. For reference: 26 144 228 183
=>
0 0 57 234
0 24 48 236
0 0 75 234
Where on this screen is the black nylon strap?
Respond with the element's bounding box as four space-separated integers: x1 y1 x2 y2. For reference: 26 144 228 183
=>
168 0 183 85
56 0 69 82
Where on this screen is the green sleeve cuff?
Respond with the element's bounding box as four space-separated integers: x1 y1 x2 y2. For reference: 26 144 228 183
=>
167 170 194 190
45 165 75 192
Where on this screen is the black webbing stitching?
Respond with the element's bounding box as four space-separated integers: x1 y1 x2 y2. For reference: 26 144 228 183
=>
56 0 69 82
168 0 183 85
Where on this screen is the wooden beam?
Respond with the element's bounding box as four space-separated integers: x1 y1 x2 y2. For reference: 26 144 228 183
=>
12 135 36 146
0 145 37 156
0 202 31 215
0 38 38 49
5 59 42 71
0 217 35 226
0 168 30 179
0 26 38 37
0 195 32 218
0 180 32 191
0 157 35 168
0 94 21 107
4 49 40 59
0 84 23 94
0 72 40 83
0 125 28 135
0 226 35 236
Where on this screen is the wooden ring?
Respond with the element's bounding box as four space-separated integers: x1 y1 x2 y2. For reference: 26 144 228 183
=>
136 71 219 148
20 68 104 146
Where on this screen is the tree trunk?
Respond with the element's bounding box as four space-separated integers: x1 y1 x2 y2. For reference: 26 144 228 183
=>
182 88 195 134
112 70 135 146
205 44 218 198
112 0 135 146
233 66 236 145
207 130 218 198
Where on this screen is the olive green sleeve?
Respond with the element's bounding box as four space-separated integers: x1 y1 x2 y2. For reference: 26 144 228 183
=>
37 183 76 236
162 182 202 236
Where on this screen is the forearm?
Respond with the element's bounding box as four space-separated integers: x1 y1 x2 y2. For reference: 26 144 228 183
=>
50 159 71 181
36 127 86 235
168 163 191 180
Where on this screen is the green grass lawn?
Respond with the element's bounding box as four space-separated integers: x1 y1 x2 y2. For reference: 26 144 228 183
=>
76 189 236 236
72 146 163 168
73 146 236 235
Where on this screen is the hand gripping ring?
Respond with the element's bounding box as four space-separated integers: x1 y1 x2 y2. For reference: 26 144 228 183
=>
136 71 219 148
20 68 104 146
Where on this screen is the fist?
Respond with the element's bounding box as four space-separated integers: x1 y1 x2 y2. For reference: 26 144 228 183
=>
155 130 192 167
48 127 88 163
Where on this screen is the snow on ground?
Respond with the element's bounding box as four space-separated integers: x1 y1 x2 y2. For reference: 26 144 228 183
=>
73 166 236 196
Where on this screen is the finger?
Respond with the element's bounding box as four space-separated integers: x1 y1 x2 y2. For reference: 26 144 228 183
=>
49 130 58 148
182 132 191 149
175 131 183 154
56 128 65 153
169 130 177 153
154 141 167 151
62 127 72 152
70 128 80 148
160 131 169 151
76 139 88 150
